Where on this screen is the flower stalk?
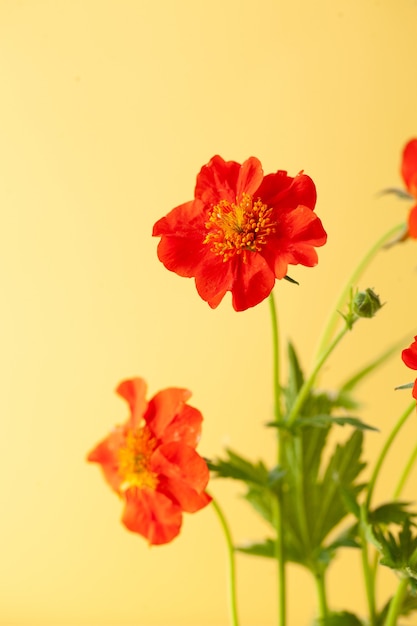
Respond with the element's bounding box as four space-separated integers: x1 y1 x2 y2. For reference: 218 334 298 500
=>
211 497 240 626
269 293 286 626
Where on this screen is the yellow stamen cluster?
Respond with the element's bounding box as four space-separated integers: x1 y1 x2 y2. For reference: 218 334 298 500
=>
204 193 275 262
118 428 158 491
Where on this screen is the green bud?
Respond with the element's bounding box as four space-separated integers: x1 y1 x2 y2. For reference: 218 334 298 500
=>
353 288 383 318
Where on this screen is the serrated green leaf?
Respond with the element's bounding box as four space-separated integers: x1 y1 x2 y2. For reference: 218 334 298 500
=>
207 448 271 486
325 524 361 552
370 501 415 526
294 414 377 432
372 520 417 586
243 485 275 526
311 430 366 548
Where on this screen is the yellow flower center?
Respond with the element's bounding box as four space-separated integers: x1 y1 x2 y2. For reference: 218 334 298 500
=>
118 428 158 491
204 193 275 262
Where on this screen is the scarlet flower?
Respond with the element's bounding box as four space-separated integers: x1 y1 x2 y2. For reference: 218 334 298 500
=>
152 155 327 311
401 139 417 238
87 378 211 545
402 336 417 401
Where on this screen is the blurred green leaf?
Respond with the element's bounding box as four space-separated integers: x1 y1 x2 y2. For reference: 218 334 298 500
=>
207 448 272 486
372 520 417 590
312 611 364 626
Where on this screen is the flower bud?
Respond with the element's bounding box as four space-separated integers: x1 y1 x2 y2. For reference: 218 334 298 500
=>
353 288 382 318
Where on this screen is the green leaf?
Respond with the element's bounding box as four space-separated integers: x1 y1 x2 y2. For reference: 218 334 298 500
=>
244 484 275 526
372 520 417 589
311 430 366 549
279 429 365 571
285 341 305 411
312 611 364 626
207 448 271 486
370 501 415 525
294 414 377 432
237 538 275 558
377 187 413 199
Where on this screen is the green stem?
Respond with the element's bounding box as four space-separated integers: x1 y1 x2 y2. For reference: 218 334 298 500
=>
360 518 377 626
393 436 417 500
268 292 286 626
366 401 415 509
211 497 240 626
383 576 409 626
314 223 404 360
314 570 329 624
269 293 282 423
286 325 349 428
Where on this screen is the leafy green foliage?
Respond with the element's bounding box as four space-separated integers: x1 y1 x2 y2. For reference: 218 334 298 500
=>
208 449 283 527
372 520 417 589
207 448 273 486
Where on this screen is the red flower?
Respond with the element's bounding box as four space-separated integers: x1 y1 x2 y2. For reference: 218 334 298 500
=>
153 156 327 311
401 336 417 400
401 139 417 238
87 378 211 545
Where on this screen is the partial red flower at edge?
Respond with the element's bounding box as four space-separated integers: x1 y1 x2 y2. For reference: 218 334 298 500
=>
401 336 417 401
87 378 211 545
152 155 327 311
401 139 417 238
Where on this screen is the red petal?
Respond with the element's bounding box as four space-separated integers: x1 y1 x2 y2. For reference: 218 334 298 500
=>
402 337 417 370
262 206 327 277
408 205 417 238
116 378 148 428
122 488 182 545
152 200 211 278
235 157 264 201
152 442 210 492
156 235 209 277
152 200 206 237
145 387 193 440
230 254 275 311
401 139 417 195
87 426 125 493
257 171 317 211
195 155 241 205
194 255 234 308
159 476 212 512
162 403 203 447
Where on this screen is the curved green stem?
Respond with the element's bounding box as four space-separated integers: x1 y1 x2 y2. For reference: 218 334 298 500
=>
268 292 286 626
315 223 405 360
286 325 349 428
366 401 415 509
314 570 329 624
384 576 409 626
211 497 240 626
393 436 417 500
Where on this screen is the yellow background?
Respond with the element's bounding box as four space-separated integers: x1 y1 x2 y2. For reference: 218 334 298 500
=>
1 1 417 625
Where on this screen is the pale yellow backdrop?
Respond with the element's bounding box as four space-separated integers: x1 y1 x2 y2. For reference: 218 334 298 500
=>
1 1 417 625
